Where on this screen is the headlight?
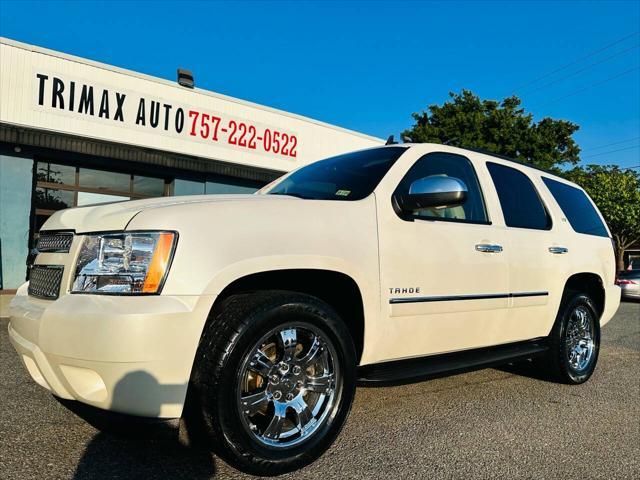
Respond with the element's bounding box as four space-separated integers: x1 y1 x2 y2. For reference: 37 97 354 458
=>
72 231 177 295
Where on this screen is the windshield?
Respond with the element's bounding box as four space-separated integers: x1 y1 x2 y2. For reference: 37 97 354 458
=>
262 146 407 201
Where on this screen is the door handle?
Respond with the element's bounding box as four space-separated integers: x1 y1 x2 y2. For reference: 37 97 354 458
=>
549 246 569 254
475 244 503 253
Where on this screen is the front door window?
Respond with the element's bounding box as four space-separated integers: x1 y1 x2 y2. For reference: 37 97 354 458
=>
393 152 489 223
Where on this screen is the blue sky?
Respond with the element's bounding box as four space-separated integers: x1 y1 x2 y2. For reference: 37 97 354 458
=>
1 0 639 169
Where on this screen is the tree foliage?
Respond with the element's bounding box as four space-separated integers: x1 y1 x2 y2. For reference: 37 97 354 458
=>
564 165 640 271
402 90 581 171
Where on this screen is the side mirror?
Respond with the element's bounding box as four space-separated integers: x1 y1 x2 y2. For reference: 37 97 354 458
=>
396 176 468 212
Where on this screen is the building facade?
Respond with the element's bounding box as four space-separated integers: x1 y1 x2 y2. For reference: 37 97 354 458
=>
0 38 382 291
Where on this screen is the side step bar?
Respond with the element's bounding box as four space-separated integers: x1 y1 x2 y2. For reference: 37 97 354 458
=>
357 338 550 385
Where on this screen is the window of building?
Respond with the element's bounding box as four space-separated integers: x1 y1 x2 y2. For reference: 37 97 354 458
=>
542 177 609 238
394 152 488 223
0 154 32 289
76 192 130 206
205 180 258 194
486 162 551 230
173 179 206 196
34 161 168 234
79 168 131 192
37 162 75 185
134 175 166 196
172 175 261 196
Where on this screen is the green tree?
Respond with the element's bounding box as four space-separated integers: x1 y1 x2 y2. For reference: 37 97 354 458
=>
564 165 640 272
403 90 581 171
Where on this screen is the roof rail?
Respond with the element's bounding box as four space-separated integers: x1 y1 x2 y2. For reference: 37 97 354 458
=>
460 146 559 176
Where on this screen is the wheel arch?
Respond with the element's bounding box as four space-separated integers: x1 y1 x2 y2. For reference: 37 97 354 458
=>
208 268 367 364
562 272 605 317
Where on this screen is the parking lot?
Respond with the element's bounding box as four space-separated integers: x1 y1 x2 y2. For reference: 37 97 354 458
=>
1 301 638 480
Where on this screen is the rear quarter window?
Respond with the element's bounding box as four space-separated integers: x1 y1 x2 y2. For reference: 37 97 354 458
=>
486 162 551 230
542 177 609 238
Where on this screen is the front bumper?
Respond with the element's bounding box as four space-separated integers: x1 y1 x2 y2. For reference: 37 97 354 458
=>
8 284 215 418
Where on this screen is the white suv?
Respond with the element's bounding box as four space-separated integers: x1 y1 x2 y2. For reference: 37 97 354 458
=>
9 144 621 475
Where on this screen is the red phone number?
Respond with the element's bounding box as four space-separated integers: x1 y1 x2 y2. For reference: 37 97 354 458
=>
188 110 297 158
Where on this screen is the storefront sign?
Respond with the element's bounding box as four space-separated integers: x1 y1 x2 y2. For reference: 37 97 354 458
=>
33 71 298 159
1 40 381 173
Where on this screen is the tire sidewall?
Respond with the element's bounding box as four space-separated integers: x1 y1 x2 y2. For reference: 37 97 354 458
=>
214 294 356 472
556 294 601 384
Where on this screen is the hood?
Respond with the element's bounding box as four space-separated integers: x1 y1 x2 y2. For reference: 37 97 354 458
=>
42 194 296 233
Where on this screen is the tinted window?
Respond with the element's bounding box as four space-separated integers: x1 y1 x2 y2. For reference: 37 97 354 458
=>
206 180 257 194
487 162 551 230
395 152 488 223
173 179 205 196
79 168 130 192
618 270 640 280
133 175 165 196
34 187 74 211
542 177 609 237
265 147 407 201
37 162 76 185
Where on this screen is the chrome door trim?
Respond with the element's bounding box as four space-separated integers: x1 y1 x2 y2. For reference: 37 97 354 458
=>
510 291 550 299
389 291 548 304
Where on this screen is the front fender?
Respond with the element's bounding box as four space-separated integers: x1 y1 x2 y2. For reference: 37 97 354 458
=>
201 254 371 298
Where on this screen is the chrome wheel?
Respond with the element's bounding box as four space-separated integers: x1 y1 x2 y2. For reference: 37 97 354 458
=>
237 323 340 448
565 305 596 372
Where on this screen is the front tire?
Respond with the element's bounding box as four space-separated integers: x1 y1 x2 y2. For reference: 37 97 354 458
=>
547 292 601 384
181 291 356 476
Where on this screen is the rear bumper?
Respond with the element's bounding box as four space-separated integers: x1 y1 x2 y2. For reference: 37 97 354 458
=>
600 284 621 327
8 284 215 418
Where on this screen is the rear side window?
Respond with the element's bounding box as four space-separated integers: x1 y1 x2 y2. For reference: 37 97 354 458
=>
542 177 609 237
487 162 551 230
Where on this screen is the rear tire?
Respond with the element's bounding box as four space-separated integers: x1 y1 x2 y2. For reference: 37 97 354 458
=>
181 290 356 476
546 292 601 384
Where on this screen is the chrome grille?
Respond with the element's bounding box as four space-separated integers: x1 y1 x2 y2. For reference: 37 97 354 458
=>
28 265 64 299
37 232 74 253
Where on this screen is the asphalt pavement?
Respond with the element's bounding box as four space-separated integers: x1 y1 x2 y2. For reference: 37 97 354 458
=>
1 302 638 479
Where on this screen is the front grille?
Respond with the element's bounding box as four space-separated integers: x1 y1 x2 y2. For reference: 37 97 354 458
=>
28 265 64 299
37 232 74 253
